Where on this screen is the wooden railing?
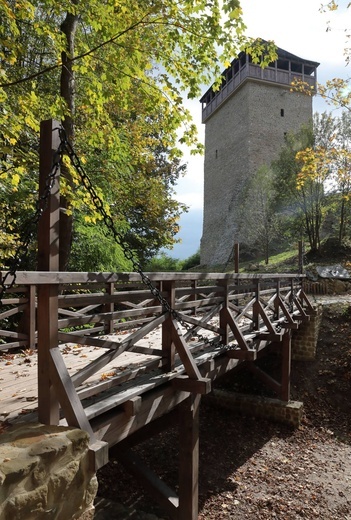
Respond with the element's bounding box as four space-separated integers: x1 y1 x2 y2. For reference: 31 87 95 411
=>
0 269 315 506
0 271 311 354
0 271 313 424
201 62 316 122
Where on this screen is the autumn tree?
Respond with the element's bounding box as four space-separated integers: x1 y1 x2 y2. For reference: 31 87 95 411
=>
0 1 277 270
272 121 330 253
238 166 280 264
272 112 351 252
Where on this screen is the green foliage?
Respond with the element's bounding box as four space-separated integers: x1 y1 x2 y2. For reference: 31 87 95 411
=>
0 0 278 271
272 112 351 253
143 252 182 272
181 250 201 271
238 166 281 264
272 122 326 252
68 218 133 272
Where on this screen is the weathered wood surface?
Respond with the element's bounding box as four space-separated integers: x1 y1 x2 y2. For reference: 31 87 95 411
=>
0 332 162 423
0 269 314 520
0 271 312 445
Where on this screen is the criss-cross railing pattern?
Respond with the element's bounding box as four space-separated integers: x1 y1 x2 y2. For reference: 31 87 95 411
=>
0 270 314 443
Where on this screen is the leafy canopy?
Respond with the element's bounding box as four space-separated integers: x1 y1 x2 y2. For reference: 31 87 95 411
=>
0 0 277 267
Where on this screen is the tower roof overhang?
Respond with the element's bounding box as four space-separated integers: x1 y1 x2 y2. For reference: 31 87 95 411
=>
200 43 320 123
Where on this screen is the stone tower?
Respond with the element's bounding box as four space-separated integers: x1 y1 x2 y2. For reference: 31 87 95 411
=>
200 46 319 266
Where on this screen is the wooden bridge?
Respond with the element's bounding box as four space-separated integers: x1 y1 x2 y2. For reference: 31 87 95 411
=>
0 121 316 519
0 269 315 519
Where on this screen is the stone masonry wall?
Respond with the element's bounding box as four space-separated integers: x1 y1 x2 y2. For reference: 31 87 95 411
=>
207 390 303 428
201 78 313 267
291 304 323 361
0 423 98 520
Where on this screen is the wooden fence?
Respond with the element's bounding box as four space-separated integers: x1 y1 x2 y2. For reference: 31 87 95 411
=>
0 270 313 430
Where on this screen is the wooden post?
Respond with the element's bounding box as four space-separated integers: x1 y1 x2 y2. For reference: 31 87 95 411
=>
162 280 176 372
19 284 37 350
290 279 294 311
219 280 229 345
274 279 280 321
234 243 239 306
104 282 114 334
178 394 200 520
281 330 291 401
298 240 304 274
37 119 61 425
252 279 260 331
191 280 197 316
234 242 239 273
26 285 36 349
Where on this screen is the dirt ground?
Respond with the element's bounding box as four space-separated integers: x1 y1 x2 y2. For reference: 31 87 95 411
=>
97 302 351 519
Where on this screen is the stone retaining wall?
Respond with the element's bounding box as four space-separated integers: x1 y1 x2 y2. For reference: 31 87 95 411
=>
304 279 351 296
207 390 303 428
0 423 98 520
291 304 323 360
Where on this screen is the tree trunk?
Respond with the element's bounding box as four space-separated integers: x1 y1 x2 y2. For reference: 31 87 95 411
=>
59 9 79 271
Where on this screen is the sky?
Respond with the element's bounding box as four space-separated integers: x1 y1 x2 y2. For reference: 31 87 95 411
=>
163 0 350 260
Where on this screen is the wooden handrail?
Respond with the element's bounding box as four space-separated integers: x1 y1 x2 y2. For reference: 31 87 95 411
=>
0 271 305 284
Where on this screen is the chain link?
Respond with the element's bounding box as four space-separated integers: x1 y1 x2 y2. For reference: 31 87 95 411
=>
60 129 184 318
0 129 65 306
59 129 228 350
0 126 254 353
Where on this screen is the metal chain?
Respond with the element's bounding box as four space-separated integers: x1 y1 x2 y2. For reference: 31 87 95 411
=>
59 129 230 351
0 129 65 306
59 129 183 318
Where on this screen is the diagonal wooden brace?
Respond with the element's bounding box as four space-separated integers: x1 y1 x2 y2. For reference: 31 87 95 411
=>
171 318 202 379
50 347 95 439
292 294 309 320
297 288 317 315
276 295 295 325
221 307 249 350
255 300 276 333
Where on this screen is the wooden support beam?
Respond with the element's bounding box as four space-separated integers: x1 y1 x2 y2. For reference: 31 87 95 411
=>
172 375 211 395
171 319 202 380
178 394 200 520
227 349 257 361
276 295 295 326
117 450 179 519
221 307 250 350
177 313 224 335
23 285 36 349
219 280 230 345
122 396 142 417
247 362 281 395
50 347 95 439
110 409 179 453
88 440 109 472
104 282 115 334
255 300 276 333
280 321 299 330
293 296 308 319
297 288 317 315
256 332 283 342
202 359 215 372
162 280 176 372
